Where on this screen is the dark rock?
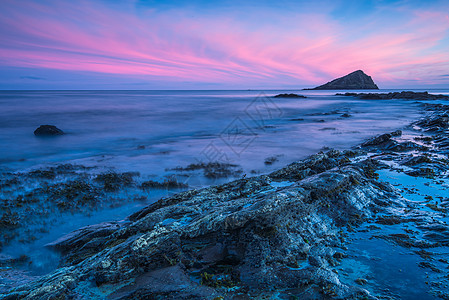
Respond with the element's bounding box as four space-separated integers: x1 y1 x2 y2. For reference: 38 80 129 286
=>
355 278 368 285
0 254 29 267
264 156 280 165
414 112 449 132
46 222 122 260
306 70 379 90
341 113 351 118
400 155 433 166
338 91 449 100
109 265 220 299
405 168 436 177
333 252 346 259
171 162 243 179
273 93 306 98
94 172 137 192
2 151 398 299
390 130 402 137
140 179 188 189
375 233 439 248
375 216 415 225
318 127 336 131
360 130 425 152
361 133 392 147
34 125 64 136
384 141 427 152
418 261 442 273
307 110 340 116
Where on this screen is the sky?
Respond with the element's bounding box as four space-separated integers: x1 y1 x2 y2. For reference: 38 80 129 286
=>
0 0 448 90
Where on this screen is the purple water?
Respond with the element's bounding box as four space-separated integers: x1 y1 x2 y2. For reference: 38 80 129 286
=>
0 89 448 284
2 89 446 177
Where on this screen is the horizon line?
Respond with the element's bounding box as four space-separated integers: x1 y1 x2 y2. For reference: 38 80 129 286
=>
0 88 448 92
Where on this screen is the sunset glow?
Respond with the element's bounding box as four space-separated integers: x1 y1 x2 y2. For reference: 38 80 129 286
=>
1 0 448 89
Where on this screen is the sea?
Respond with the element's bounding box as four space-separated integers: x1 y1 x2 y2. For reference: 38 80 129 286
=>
3 89 448 176
1 89 449 293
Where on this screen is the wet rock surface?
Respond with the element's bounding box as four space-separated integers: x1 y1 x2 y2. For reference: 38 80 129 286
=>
2 100 449 299
2 150 394 299
0 165 191 255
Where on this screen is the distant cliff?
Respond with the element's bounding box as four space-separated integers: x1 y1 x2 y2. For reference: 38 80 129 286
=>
306 70 379 90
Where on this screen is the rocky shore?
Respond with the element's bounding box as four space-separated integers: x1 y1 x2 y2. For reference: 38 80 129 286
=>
337 91 449 100
1 93 449 299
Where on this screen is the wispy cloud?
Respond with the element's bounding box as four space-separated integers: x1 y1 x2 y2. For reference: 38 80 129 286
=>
0 0 448 88
20 76 45 80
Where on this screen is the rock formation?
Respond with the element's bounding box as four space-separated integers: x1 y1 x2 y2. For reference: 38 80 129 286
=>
34 125 64 136
307 70 379 90
337 91 449 100
2 150 398 299
273 93 306 98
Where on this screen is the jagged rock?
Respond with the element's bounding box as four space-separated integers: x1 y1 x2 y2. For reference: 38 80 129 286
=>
390 130 402 137
362 133 393 147
360 130 426 152
307 70 379 90
34 125 64 136
273 93 307 98
2 150 397 299
415 112 449 132
46 222 122 256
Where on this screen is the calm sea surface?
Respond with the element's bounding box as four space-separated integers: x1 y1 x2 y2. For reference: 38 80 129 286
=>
2 89 447 177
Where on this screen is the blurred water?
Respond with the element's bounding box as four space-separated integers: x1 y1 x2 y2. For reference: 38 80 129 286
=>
1 89 447 176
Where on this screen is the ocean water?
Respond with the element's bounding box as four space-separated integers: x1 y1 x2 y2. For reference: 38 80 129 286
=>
1 89 448 284
2 89 447 178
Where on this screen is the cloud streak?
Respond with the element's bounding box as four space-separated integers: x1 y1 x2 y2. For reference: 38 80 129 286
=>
0 0 448 88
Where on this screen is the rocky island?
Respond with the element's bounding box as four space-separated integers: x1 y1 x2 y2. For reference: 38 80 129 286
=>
305 70 379 90
2 91 449 299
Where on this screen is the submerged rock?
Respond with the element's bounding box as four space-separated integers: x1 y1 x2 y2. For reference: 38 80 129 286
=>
34 125 64 136
306 70 379 90
337 91 449 100
273 93 307 98
171 162 243 179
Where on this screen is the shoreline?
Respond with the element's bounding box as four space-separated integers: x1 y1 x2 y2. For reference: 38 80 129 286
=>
1 94 449 299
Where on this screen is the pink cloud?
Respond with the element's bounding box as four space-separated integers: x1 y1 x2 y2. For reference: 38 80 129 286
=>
0 0 448 86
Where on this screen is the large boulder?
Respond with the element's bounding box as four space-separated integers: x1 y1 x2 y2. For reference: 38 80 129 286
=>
307 70 379 90
34 125 64 136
